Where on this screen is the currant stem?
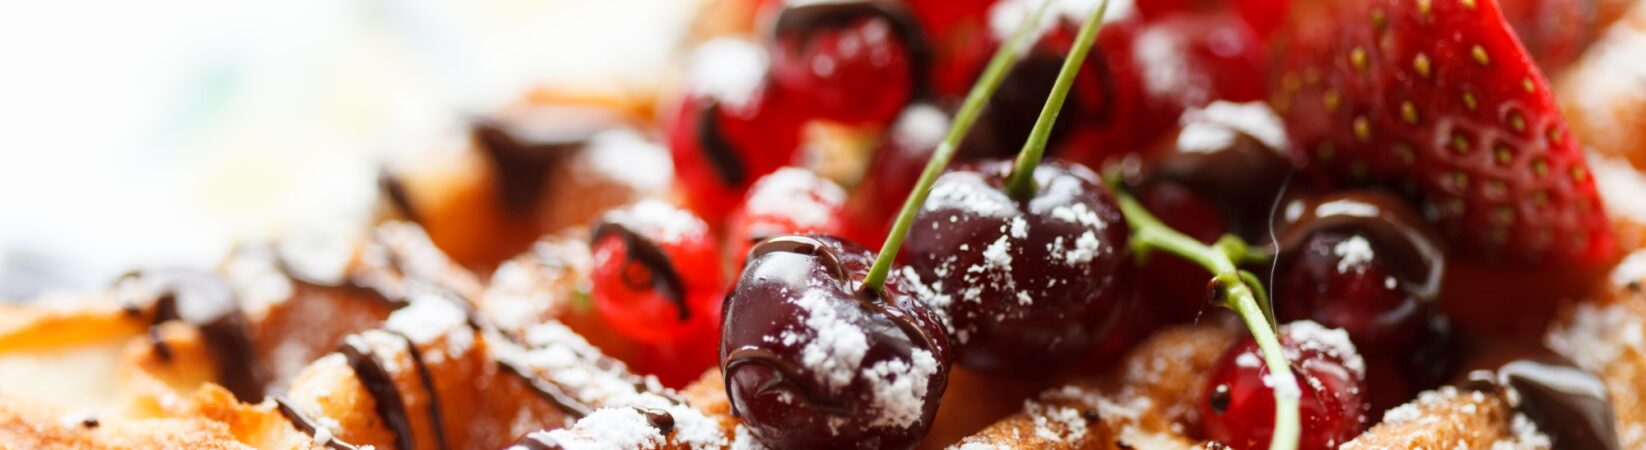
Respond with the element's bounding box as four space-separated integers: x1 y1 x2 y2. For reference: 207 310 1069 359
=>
1115 190 1301 450
1004 0 1110 198
860 0 1052 291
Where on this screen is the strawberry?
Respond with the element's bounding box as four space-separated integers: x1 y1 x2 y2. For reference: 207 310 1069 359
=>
1272 0 1613 266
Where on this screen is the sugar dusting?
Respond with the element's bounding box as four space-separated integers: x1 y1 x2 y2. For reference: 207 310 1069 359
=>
864 348 938 429
793 289 870 391
688 38 768 111
1547 301 1646 371
744 168 847 229
1284 320 1366 378
547 408 666 450
1177 101 1290 153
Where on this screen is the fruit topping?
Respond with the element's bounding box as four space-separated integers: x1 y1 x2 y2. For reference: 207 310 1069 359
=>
1271 0 1614 266
1201 321 1369 450
721 236 951 450
903 159 1132 372
590 200 725 345
769 0 928 125
668 39 809 219
728 167 851 269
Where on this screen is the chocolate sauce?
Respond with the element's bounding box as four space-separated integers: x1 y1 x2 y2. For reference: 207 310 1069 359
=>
274 395 366 450
637 407 676 434
497 360 596 419
1273 191 1446 300
472 120 586 215
125 269 265 402
1457 345 1620 450
392 331 449 450
590 222 689 321
694 100 748 187
338 335 416 450
505 431 565 450
722 347 851 416
378 170 421 224
771 0 931 98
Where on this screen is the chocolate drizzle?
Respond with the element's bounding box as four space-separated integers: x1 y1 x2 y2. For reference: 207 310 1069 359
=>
338 335 417 450
694 100 748 187
274 396 365 450
498 359 596 419
771 0 931 99
723 347 851 416
378 170 421 224
591 222 690 321
125 269 265 402
637 407 676 434
394 331 449 450
1458 345 1620 450
472 119 587 215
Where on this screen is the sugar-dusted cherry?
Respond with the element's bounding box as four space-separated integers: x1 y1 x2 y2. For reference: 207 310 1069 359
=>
727 167 850 270
768 0 927 125
590 200 725 344
722 235 951 450
1201 321 1369 450
902 159 1132 373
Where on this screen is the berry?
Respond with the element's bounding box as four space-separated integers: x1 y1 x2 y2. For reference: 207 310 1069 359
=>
769 0 927 125
722 235 951 450
1271 0 1614 266
1144 100 1294 238
1134 181 1227 321
903 0 999 99
668 40 809 219
903 159 1132 373
590 200 725 344
1201 322 1369 450
847 104 951 249
727 167 851 270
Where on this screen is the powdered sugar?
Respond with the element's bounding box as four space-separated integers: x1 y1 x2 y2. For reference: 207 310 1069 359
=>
687 39 768 111
607 200 708 244
863 348 938 429
1611 249 1646 288
1332 235 1375 274
1177 101 1290 153
579 129 673 195
892 104 949 153
744 168 847 229
547 408 666 450
1284 320 1366 378
793 289 870 391
1547 301 1646 371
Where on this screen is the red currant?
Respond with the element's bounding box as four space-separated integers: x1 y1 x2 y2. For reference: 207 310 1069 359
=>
768 0 924 126
1201 322 1369 450
668 40 809 219
727 167 850 270
590 200 725 344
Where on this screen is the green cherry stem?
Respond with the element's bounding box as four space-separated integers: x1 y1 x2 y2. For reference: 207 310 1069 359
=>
860 0 1052 292
1115 190 1300 450
1004 0 1110 198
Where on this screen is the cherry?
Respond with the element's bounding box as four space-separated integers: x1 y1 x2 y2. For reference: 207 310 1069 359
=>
727 167 851 270
1134 181 1228 321
902 159 1132 373
847 104 950 250
589 200 725 345
668 39 809 219
1135 0 1292 38
722 235 951 450
768 0 927 126
903 0 999 100
1271 192 1447 356
1201 321 1369 450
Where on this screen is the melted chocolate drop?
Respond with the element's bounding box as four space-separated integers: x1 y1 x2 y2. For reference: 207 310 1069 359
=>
80 417 99 429
506 431 565 450
637 407 676 434
338 335 416 450
472 120 586 215
126 269 265 402
770 0 932 99
274 396 366 450
498 360 596 419
1458 345 1620 450
591 222 690 321
694 100 748 187
378 170 422 224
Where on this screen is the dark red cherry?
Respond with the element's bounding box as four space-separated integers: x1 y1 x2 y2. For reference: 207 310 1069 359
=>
590 200 725 344
728 167 850 270
1271 192 1447 356
1134 181 1227 321
768 0 927 126
722 235 951 450
668 40 809 219
1201 322 1369 450
903 159 1132 373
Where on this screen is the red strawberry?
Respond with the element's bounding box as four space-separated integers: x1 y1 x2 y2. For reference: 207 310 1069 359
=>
1272 0 1614 266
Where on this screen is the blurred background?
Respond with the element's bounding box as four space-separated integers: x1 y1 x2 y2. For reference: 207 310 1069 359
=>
0 0 700 297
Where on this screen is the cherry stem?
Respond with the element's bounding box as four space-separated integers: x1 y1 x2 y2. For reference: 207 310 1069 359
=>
860 0 1053 292
1004 0 1110 198
1115 189 1300 450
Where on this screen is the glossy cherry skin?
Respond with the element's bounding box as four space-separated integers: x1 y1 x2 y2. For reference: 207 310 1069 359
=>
1135 181 1227 322
768 0 923 126
590 200 725 344
722 235 951 450
728 167 851 270
1201 322 1369 450
903 159 1132 373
